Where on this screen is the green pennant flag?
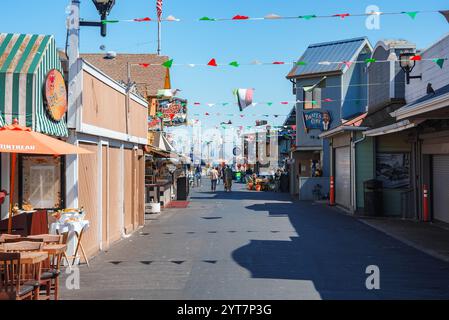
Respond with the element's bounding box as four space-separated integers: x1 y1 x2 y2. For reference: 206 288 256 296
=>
162 59 173 68
199 17 216 21
267 102 273 106
222 103 229 106
433 58 445 69
311 101 318 105
301 15 317 20
404 11 418 20
365 58 376 64
296 61 307 66
102 20 119 24
229 61 240 67
156 112 163 117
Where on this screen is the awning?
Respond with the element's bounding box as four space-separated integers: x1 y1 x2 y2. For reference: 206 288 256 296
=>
145 145 171 158
320 113 368 139
303 76 327 92
391 84 449 120
363 120 422 137
0 114 4 127
0 33 68 137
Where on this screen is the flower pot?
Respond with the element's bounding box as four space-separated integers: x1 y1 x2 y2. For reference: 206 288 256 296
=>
247 183 253 190
255 185 262 192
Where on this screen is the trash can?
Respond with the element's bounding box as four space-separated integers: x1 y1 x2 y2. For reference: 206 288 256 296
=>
364 179 383 216
177 177 189 201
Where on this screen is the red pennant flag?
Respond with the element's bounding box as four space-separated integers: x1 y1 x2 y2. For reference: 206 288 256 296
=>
324 98 333 102
240 115 245 118
411 55 422 61
205 112 210 116
194 102 201 105
280 102 289 105
134 17 152 22
139 63 150 68
334 13 350 19
207 59 218 67
343 61 353 68
273 61 285 65
169 113 175 120
233 15 249 20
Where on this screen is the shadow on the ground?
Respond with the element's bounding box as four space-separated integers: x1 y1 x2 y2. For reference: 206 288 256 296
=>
216 189 449 299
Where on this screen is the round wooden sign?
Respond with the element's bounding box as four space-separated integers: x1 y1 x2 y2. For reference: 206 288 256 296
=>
44 69 67 122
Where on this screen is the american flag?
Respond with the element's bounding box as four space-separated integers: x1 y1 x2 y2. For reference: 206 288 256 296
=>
156 0 163 21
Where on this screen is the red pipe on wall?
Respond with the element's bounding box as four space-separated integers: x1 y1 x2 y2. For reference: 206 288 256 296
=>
329 176 335 206
423 184 429 222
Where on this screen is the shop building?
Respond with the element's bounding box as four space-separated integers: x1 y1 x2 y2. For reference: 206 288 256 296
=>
286 37 372 197
320 40 415 213
0 33 68 223
64 56 148 257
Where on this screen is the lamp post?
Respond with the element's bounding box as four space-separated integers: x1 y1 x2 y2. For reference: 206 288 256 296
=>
83 0 116 37
399 52 422 84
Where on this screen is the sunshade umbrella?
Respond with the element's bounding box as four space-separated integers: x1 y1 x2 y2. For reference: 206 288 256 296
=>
0 120 91 233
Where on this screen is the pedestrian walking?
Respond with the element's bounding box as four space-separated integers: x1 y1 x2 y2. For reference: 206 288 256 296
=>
195 165 202 187
209 167 219 192
274 169 282 192
224 166 233 192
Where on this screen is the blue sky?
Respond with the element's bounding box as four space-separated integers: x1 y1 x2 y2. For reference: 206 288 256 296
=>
1 0 448 129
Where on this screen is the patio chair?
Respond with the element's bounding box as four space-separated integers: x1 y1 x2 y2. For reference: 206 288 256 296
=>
0 234 21 243
0 252 34 300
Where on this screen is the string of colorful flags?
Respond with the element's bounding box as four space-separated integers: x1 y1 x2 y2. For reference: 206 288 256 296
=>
188 98 368 107
136 56 446 70
102 9 449 24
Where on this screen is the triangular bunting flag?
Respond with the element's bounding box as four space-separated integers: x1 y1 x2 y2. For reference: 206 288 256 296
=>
439 10 449 23
410 55 422 61
134 17 151 22
199 16 215 21
139 63 150 68
207 59 218 67
267 102 273 106
403 11 418 20
343 61 353 68
296 61 307 66
229 61 240 67
102 20 119 24
162 59 173 68
233 15 249 20
300 15 317 20
365 58 376 64
334 13 350 19
272 61 285 65
433 58 445 69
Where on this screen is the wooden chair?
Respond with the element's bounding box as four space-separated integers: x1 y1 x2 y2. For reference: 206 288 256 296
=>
27 234 63 300
0 234 21 243
1 241 43 252
0 252 34 300
28 234 63 244
3 237 43 244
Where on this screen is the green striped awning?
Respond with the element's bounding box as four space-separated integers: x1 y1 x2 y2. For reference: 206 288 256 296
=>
0 113 4 127
0 33 68 137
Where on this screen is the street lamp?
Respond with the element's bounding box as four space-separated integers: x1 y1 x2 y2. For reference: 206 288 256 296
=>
79 0 116 37
399 52 422 84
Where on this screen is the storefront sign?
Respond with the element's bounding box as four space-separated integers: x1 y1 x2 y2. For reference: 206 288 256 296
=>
303 111 331 132
158 99 187 127
44 69 67 122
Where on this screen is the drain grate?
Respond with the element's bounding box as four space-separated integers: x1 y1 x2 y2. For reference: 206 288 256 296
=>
202 217 223 220
110 261 123 265
163 232 173 235
271 231 280 233
203 260 217 264
171 260 185 265
208 231 218 234
228 231 236 233
187 232 196 234
140 261 153 265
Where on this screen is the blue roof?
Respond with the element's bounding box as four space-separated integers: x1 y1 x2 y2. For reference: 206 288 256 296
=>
287 37 370 78
398 83 449 111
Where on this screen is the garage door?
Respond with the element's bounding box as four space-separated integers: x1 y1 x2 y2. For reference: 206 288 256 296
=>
432 155 449 223
335 147 351 209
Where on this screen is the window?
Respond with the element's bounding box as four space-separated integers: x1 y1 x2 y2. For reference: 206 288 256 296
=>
21 156 63 209
304 87 321 110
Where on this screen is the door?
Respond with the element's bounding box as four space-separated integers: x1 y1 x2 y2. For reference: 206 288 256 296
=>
335 147 351 209
432 155 449 223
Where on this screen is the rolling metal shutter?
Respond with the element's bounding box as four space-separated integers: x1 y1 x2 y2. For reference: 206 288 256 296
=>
335 147 351 209
432 155 449 223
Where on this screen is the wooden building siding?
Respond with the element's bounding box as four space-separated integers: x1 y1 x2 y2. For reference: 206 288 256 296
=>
78 143 100 258
108 146 123 244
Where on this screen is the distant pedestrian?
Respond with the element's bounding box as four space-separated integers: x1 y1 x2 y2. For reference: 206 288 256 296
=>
209 167 219 192
224 166 233 192
195 165 202 187
274 169 282 192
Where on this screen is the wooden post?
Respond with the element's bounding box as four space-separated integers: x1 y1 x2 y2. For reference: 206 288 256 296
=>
7 153 17 234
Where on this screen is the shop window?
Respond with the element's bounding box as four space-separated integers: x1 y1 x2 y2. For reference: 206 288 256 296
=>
376 153 410 189
21 156 62 209
304 87 321 110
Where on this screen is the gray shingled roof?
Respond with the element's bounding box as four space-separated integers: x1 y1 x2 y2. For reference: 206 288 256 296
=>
287 37 370 78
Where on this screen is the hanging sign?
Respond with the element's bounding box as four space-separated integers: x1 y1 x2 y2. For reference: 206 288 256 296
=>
158 98 187 127
303 111 331 132
43 69 67 122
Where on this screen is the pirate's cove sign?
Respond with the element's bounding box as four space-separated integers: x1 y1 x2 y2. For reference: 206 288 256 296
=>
44 69 67 122
303 111 331 132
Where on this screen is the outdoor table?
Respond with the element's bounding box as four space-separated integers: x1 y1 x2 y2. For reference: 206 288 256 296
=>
42 244 67 255
0 250 48 300
50 220 90 267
